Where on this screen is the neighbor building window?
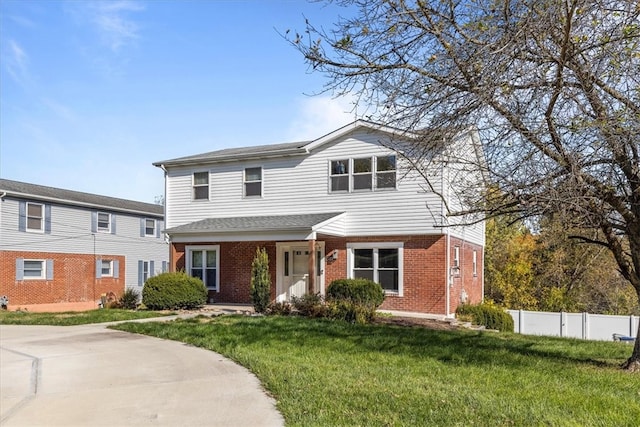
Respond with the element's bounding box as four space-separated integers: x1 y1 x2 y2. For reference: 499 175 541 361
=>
353 158 373 190
244 167 262 197
193 172 209 200
186 245 220 291
473 250 478 276
376 155 396 189
145 219 156 236
26 203 44 232
101 260 113 277
453 246 460 268
97 212 111 232
348 242 403 295
24 260 45 279
330 159 349 192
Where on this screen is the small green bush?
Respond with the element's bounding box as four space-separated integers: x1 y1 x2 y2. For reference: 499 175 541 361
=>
326 279 385 324
250 247 271 313
292 293 327 317
142 272 207 310
456 303 514 332
117 287 140 310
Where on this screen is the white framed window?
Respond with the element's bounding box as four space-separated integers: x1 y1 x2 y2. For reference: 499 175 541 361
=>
143 261 149 282
186 245 220 291
473 250 478 277
453 246 460 268
26 202 44 232
330 159 349 192
101 260 113 277
193 172 209 200
97 212 110 232
375 155 396 189
347 242 403 295
244 167 262 197
353 158 373 190
145 219 156 236
16 258 53 280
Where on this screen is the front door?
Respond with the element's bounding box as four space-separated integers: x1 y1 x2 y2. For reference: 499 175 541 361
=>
276 242 325 302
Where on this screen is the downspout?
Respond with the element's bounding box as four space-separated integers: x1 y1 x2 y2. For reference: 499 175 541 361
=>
159 164 172 271
442 153 451 318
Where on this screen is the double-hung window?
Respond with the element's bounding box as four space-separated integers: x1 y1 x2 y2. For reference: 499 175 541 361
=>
193 172 209 200
187 245 220 291
376 155 396 189
348 242 403 295
26 203 44 232
101 260 113 277
16 258 53 280
244 167 262 197
145 219 156 236
330 159 349 192
353 158 372 190
97 212 110 232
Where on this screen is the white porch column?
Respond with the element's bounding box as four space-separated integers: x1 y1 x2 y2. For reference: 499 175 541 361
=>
308 239 316 294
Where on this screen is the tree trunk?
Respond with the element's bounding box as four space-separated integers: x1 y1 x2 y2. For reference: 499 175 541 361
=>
621 322 640 372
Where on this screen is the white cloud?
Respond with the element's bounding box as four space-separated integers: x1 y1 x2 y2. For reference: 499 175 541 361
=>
285 95 358 141
3 39 30 85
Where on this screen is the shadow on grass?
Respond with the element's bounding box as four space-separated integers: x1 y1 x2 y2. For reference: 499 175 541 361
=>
113 315 626 370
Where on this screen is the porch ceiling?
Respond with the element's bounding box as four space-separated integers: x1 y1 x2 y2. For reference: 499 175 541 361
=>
164 212 346 236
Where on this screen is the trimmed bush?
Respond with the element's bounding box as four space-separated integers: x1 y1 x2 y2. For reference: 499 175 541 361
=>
456 303 514 332
142 272 207 310
326 279 385 324
250 247 271 313
265 301 293 316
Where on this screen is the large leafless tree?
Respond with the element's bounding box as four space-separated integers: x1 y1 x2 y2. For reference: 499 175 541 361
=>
289 0 640 370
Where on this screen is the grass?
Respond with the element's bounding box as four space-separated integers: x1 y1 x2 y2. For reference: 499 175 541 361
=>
112 315 640 426
0 309 170 326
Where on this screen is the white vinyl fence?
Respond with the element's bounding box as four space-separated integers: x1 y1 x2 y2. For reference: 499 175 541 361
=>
507 310 639 342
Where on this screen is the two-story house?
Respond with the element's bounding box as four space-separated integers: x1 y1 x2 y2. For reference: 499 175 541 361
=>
0 179 168 311
154 120 485 316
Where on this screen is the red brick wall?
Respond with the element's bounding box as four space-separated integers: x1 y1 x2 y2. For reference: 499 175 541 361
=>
170 234 483 315
0 251 125 306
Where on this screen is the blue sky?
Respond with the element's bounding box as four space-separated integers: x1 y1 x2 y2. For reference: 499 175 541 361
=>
0 0 358 203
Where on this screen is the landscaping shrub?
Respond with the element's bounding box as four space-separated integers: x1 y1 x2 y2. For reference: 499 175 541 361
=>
326 279 385 324
142 271 207 310
292 293 327 317
117 287 140 310
456 303 514 332
250 247 272 313
265 301 292 316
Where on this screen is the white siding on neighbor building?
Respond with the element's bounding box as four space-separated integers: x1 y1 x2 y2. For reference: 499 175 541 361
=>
165 129 458 239
0 197 168 288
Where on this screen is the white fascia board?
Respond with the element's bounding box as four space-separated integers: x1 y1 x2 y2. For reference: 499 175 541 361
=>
303 120 416 152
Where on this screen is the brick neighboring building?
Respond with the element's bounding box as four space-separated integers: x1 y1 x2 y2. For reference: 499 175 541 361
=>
154 120 485 316
0 179 168 310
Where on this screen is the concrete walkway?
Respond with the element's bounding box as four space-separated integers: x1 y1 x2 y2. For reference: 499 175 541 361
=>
0 320 284 426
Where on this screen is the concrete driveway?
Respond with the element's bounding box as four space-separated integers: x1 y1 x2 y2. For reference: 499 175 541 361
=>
0 323 284 426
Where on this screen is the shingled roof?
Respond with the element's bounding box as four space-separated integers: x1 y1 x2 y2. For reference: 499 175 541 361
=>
165 212 344 234
0 178 163 217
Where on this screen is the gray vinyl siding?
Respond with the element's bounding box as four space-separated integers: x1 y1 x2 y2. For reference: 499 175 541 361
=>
165 129 456 239
0 197 168 288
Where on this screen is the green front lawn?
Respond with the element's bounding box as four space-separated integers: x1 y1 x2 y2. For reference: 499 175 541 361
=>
112 315 639 426
0 309 170 326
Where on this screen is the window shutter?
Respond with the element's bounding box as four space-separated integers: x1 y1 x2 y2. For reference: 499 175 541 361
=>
96 258 102 279
18 201 26 232
140 218 145 237
149 261 155 278
113 260 120 279
16 258 24 280
162 261 167 273
138 260 144 286
46 259 54 280
44 205 52 234
91 212 97 233
156 221 161 238
111 215 116 234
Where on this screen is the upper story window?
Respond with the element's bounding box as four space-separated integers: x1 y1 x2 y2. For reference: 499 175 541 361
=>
244 167 262 197
26 202 44 232
330 160 349 192
329 155 397 193
353 158 372 191
376 155 396 189
97 212 111 232
193 172 209 200
145 219 156 236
